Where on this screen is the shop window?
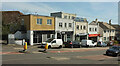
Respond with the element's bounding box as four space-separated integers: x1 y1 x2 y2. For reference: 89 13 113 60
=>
104 37 106 41
47 34 50 38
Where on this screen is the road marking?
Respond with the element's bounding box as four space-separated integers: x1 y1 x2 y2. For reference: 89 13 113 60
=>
0 52 24 55
51 57 70 61
49 48 107 53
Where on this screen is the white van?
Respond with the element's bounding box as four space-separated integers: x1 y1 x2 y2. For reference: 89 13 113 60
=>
41 39 63 49
81 40 97 47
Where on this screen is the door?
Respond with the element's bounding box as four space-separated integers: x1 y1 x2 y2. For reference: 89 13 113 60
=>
51 40 57 47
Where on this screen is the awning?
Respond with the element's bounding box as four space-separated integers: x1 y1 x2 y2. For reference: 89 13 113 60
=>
76 33 88 36
89 34 100 37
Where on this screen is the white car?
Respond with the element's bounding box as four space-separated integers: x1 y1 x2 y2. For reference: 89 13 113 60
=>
41 39 63 49
81 40 97 47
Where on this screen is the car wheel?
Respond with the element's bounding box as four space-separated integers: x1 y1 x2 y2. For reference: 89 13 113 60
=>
58 45 62 49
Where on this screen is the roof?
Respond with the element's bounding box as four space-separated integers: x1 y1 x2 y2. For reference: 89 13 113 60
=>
22 14 54 18
89 21 115 30
1 11 24 15
111 24 120 30
51 11 76 15
98 22 115 30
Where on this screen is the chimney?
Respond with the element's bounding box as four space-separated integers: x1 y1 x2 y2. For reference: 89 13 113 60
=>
95 18 98 22
109 19 111 25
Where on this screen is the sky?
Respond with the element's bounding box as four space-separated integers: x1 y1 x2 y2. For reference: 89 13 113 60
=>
1 1 119 24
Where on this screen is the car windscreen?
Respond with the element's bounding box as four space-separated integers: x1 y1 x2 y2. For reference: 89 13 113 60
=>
45 39 53 43
110 46 120 50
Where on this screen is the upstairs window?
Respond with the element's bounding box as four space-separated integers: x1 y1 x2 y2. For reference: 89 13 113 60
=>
64 15 67 19
89 28 91 31
77 25 79 30
59 23 62 27
81 25 82 30
65 23 67 27
104 30 106 33
37 18 42 25
83 26 86 30
47 19 52 25
69 23 72 28
95 28 97 31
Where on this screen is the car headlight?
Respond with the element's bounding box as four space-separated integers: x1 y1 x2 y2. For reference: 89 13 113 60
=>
115 51 119 53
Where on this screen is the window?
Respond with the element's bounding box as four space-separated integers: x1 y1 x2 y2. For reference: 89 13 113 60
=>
69 16 70 19
89 28 91 31
47 19 52 25
77 25 79 30
107 37 109 41
47 34 50 38
59 23 62 27
104 37 106 41
83 26 86 30
51 40 56 43
81 26 82 30
64 15 67 19
37 18 42 25
69 23 72 27
104 30 106 33
72 16 74 19
92 28 94 31
65 23 67 27
112 30 114 32
95 28 97 31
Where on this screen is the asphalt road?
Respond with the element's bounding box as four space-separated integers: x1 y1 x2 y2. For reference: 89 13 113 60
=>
1 44 119 64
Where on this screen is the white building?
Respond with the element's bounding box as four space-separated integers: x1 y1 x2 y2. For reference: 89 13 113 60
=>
54 17 75 42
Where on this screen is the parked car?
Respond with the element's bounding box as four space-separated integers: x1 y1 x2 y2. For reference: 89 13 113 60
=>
64 41 80 48
106 41 113 46
81 40 97 47
106 46 120 56
97 41 107 47
41 39 63 49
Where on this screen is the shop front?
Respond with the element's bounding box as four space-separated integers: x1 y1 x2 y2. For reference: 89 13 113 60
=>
75 33 88 42
89 34 100 42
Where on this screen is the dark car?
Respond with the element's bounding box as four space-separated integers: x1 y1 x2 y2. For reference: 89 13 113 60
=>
106 46 120 56
64 41 80 48
97 41 107 47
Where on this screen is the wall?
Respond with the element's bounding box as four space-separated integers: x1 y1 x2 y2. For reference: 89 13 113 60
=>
55 17 74 32
75 22 88 34
30 15 55 31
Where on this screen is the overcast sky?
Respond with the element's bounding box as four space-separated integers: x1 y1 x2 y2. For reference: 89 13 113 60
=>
1 1 119 24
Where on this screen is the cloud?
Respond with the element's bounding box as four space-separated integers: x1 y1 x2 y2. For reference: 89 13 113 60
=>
2 2 56 15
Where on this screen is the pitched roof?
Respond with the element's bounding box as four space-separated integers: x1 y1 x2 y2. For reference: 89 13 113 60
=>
98 22 115 30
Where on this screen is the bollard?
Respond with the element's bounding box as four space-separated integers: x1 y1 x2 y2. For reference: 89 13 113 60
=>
19 42 28 53
44 43 48 52
24 42 27 51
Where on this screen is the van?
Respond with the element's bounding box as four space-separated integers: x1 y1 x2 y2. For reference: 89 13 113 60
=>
41 39 63 49
81 40 97 47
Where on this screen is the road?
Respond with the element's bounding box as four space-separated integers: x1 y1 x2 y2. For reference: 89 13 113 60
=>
1 44 119 64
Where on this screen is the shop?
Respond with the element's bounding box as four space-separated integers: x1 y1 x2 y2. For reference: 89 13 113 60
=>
89 34 100 42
